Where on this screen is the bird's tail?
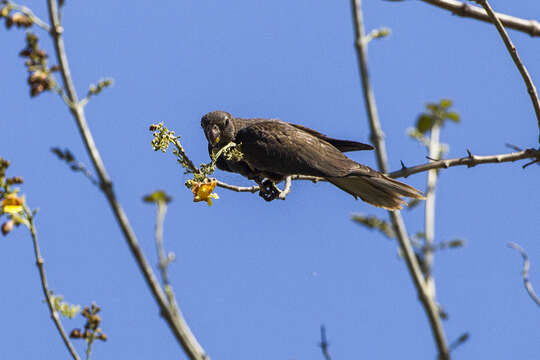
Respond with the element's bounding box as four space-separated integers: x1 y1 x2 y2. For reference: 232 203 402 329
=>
327 174 425 210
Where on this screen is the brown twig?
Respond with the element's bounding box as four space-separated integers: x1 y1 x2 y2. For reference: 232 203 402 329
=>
25 207 81 360
319 325 332 360
351 1 450 359
389 148 539 178
46 1 208 359
474 0 540 142
507 242 540 308
417 0 540 37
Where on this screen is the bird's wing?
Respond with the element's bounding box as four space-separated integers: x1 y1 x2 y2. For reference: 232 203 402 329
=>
235 118 373 152
288 123 374 152
236 121 365 178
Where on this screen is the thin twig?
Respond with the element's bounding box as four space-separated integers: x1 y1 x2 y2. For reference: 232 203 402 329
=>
424 124 441 299
85 334 93 360
155 201 171 288
278 176 292 200
416 0 540 37
351 0 388 173
388 148 539 178
319 325 332 360
215 180 259 193
474 0 540 142
25 207 81 360
351 1 450 359
45 1 208 359
507 242 540 308
154 200 184 323
4 1 51 31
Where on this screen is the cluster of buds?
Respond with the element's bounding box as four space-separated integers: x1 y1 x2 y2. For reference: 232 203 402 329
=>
0 158 11 179
0 157 25 236
1 5 33 29
19 32 58 97
70 304 107 342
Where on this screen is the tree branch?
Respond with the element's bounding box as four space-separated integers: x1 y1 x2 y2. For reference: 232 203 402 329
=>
388 148 539 178
25 207 81 360
507 242 540 308
213 148 538 196
351 1 450 359
215 180 259 193
474 0 540 142
352 1 388 173
424 124 441 299
46 1 208 359
417 0 540 37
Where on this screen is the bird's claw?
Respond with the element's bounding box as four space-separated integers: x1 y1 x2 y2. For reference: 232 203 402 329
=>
258 180 281 202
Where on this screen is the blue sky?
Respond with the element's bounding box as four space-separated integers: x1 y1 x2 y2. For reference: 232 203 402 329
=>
1 1 539 359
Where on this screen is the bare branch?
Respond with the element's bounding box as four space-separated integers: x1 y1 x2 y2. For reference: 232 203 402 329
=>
351 0 388 173
417 0 540 37
277 176 292 200
155 201 171 290
507 242 540 308
213 148 538 200
351 1 450 359
423 124 441 299
46 1 208 359
25 208 81 360
474 0 540 142
154 199 186 331
215 180 259 193
388 148 539 178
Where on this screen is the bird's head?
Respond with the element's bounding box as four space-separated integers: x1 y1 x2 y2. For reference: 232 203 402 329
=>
201 111 236 148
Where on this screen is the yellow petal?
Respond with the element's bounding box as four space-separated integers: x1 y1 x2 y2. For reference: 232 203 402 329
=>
3 204 23 214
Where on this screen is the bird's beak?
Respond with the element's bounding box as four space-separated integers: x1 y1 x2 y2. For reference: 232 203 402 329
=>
207 126 221 146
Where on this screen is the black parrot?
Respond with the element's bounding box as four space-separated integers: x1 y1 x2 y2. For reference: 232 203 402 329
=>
201 110 425 210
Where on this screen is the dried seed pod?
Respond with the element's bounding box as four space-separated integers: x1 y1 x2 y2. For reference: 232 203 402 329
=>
1 220 14 236
69 329 82 339
11 12 32 28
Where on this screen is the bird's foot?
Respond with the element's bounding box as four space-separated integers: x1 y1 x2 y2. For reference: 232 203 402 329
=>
258 180 281 202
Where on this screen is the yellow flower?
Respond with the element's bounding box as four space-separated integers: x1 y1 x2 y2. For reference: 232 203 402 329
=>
1 193 23 214
191 180 219 206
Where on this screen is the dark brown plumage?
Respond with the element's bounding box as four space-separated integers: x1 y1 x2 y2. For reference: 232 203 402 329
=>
201 110 425 210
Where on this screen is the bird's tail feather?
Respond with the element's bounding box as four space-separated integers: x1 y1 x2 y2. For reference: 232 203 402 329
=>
327 175 425 210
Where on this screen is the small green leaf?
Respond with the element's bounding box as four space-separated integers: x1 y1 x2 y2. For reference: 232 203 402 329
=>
352 214 395 239
143 190 172 204
447 239 465 248
444 111 460 123
426 103 439 113
439 99 453 109
416 114 435 134
406 198 421 210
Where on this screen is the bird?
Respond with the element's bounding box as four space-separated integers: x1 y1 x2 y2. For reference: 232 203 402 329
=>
201 110 425 210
